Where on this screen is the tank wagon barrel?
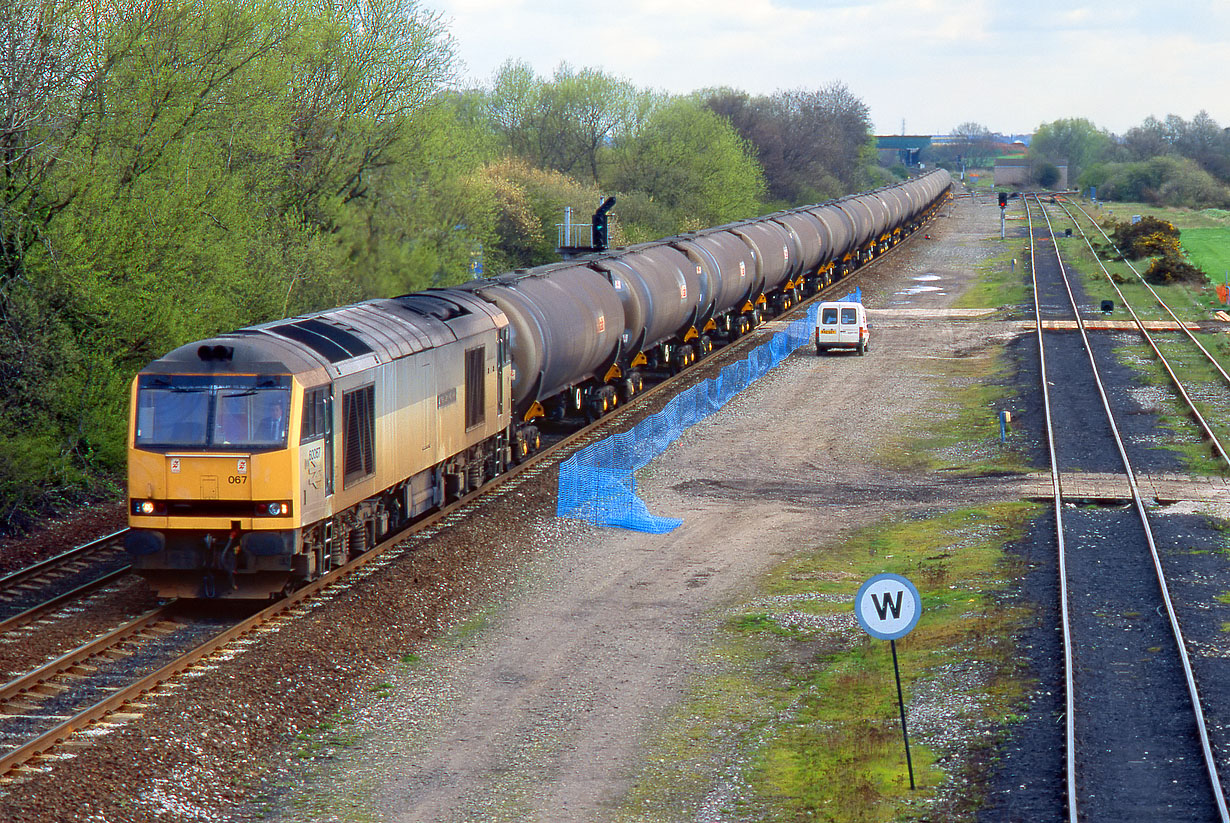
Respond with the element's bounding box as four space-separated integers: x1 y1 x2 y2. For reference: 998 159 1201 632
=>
124 170 950 599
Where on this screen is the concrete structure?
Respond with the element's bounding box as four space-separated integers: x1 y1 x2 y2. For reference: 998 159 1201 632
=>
994 158 1068 189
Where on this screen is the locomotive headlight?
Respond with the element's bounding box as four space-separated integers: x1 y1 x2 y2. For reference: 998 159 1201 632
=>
266 502 282 516
132 500 156 515
256 501 290 516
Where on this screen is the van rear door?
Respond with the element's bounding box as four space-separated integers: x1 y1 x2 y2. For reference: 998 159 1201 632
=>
838 305 859 343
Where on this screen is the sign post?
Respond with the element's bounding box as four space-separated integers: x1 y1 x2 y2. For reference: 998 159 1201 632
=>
854 572 923 790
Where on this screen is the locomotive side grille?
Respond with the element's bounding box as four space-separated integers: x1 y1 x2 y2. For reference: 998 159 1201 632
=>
343 384 376 486
465 346 485 430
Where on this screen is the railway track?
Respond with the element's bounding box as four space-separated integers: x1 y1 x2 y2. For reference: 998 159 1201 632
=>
1048 196 1230 464
0 530 133 635
0 201 947 781
1026 194 1229 822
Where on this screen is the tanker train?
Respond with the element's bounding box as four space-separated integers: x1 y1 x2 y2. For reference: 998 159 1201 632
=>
125 170 951 598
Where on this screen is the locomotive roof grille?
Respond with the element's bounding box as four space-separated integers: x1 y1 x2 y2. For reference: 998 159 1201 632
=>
269 318 374 363
390 294 471 321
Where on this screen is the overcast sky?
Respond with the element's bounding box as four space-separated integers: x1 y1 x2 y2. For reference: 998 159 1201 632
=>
429 0 1230 137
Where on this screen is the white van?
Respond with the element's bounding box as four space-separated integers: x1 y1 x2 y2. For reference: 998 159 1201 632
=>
815 301 869 355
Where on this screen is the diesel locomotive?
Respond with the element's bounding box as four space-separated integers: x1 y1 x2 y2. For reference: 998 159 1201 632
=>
126 170 951 598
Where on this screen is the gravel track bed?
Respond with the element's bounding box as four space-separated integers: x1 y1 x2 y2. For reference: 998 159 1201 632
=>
0 506 128 578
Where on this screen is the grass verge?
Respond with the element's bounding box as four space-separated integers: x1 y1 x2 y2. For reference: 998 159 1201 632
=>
616 502 1039 822
952 245 1030 312
876 344 1031 476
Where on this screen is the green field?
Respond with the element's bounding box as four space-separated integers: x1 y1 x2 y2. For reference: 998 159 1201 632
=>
1095 201 1230 230
1181 227 1230 282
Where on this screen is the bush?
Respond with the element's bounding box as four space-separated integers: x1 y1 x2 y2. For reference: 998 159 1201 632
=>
0 430 119 535
1109 216 1181 259
1035 162 1060 188
1144 253 1208 285
1082 157 1230 208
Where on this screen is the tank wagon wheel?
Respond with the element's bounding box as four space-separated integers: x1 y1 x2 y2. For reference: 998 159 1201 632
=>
633 372 645 392
619 377 636 403
513 427 539 463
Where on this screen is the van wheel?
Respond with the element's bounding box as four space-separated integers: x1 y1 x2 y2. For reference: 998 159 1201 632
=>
857 340 866 356
816 344 826 356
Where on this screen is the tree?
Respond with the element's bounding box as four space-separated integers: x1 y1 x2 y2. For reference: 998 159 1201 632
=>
607 98 765 230
1124 116 1173 161
950 122 997 166
475 156 606 270
284 0 456 226
0 0 469 530
702 82 874 206
484 60 645 183
1031 118 1115 183
1034 162 1060 188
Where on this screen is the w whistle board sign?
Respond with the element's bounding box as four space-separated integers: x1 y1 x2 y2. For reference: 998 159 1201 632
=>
855 573 922 641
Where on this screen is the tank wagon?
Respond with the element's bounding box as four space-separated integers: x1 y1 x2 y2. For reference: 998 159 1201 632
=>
126 170 950 598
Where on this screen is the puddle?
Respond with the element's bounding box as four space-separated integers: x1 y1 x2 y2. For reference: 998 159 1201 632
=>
913 274 941 282
896 285 944 295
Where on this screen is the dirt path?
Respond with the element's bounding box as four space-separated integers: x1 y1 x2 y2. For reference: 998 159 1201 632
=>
260 194 1010 822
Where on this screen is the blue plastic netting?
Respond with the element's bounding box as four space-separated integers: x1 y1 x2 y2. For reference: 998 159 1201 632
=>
557 288 861 533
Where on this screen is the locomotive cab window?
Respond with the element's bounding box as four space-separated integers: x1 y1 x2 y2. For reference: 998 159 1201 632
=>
301 386 330 443
464 346 485 430
134 374 291 451
342 385 375 487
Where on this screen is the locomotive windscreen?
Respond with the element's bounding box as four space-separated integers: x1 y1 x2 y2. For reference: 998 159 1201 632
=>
135 374 292 451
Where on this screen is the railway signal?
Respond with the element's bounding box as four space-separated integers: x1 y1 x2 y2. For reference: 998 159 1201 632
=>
592 196 616 250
